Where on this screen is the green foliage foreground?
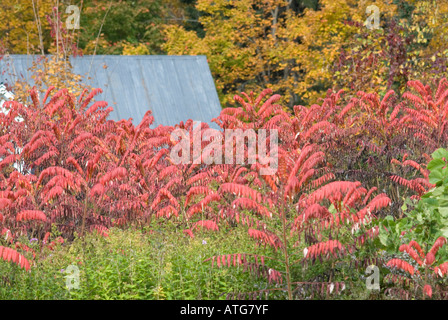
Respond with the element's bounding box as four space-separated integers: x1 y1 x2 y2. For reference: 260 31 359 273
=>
0 224 275 300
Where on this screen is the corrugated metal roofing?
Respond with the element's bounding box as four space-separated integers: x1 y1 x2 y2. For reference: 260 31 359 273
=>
0 55 222 128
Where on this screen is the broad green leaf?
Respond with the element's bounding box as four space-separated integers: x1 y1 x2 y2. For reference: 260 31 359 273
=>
427 158 446 171
429 170 444 184
431 187 444 197
431 148 448 160
443 167 448 178
379 230 388 246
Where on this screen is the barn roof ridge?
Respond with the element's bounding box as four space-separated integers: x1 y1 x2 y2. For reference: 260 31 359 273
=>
1 54 221 128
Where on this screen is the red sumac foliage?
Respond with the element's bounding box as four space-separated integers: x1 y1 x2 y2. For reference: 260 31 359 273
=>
0 246 31 271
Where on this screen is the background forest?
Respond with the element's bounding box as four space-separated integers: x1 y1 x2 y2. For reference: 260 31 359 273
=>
2 0 448 105
0 0 448 301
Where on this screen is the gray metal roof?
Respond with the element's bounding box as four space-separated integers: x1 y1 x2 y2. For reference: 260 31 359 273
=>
0 55 222 128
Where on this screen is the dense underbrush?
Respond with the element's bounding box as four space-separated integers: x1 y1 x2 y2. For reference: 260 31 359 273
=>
1 78 448 299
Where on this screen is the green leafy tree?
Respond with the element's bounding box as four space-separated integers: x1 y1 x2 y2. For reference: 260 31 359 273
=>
78 0 165 55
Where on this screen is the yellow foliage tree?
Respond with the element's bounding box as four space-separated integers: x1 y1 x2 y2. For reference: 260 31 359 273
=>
163 0 400 107
164 0 448 106
123 43 151 56
3 6 89 104
0 0 54 54
164 0 308 107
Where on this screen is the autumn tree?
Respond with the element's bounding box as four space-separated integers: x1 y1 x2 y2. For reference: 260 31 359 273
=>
164 0 448 107
0 0 53 54
4 5 88 103
333 0 448 97
163 0 321 107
